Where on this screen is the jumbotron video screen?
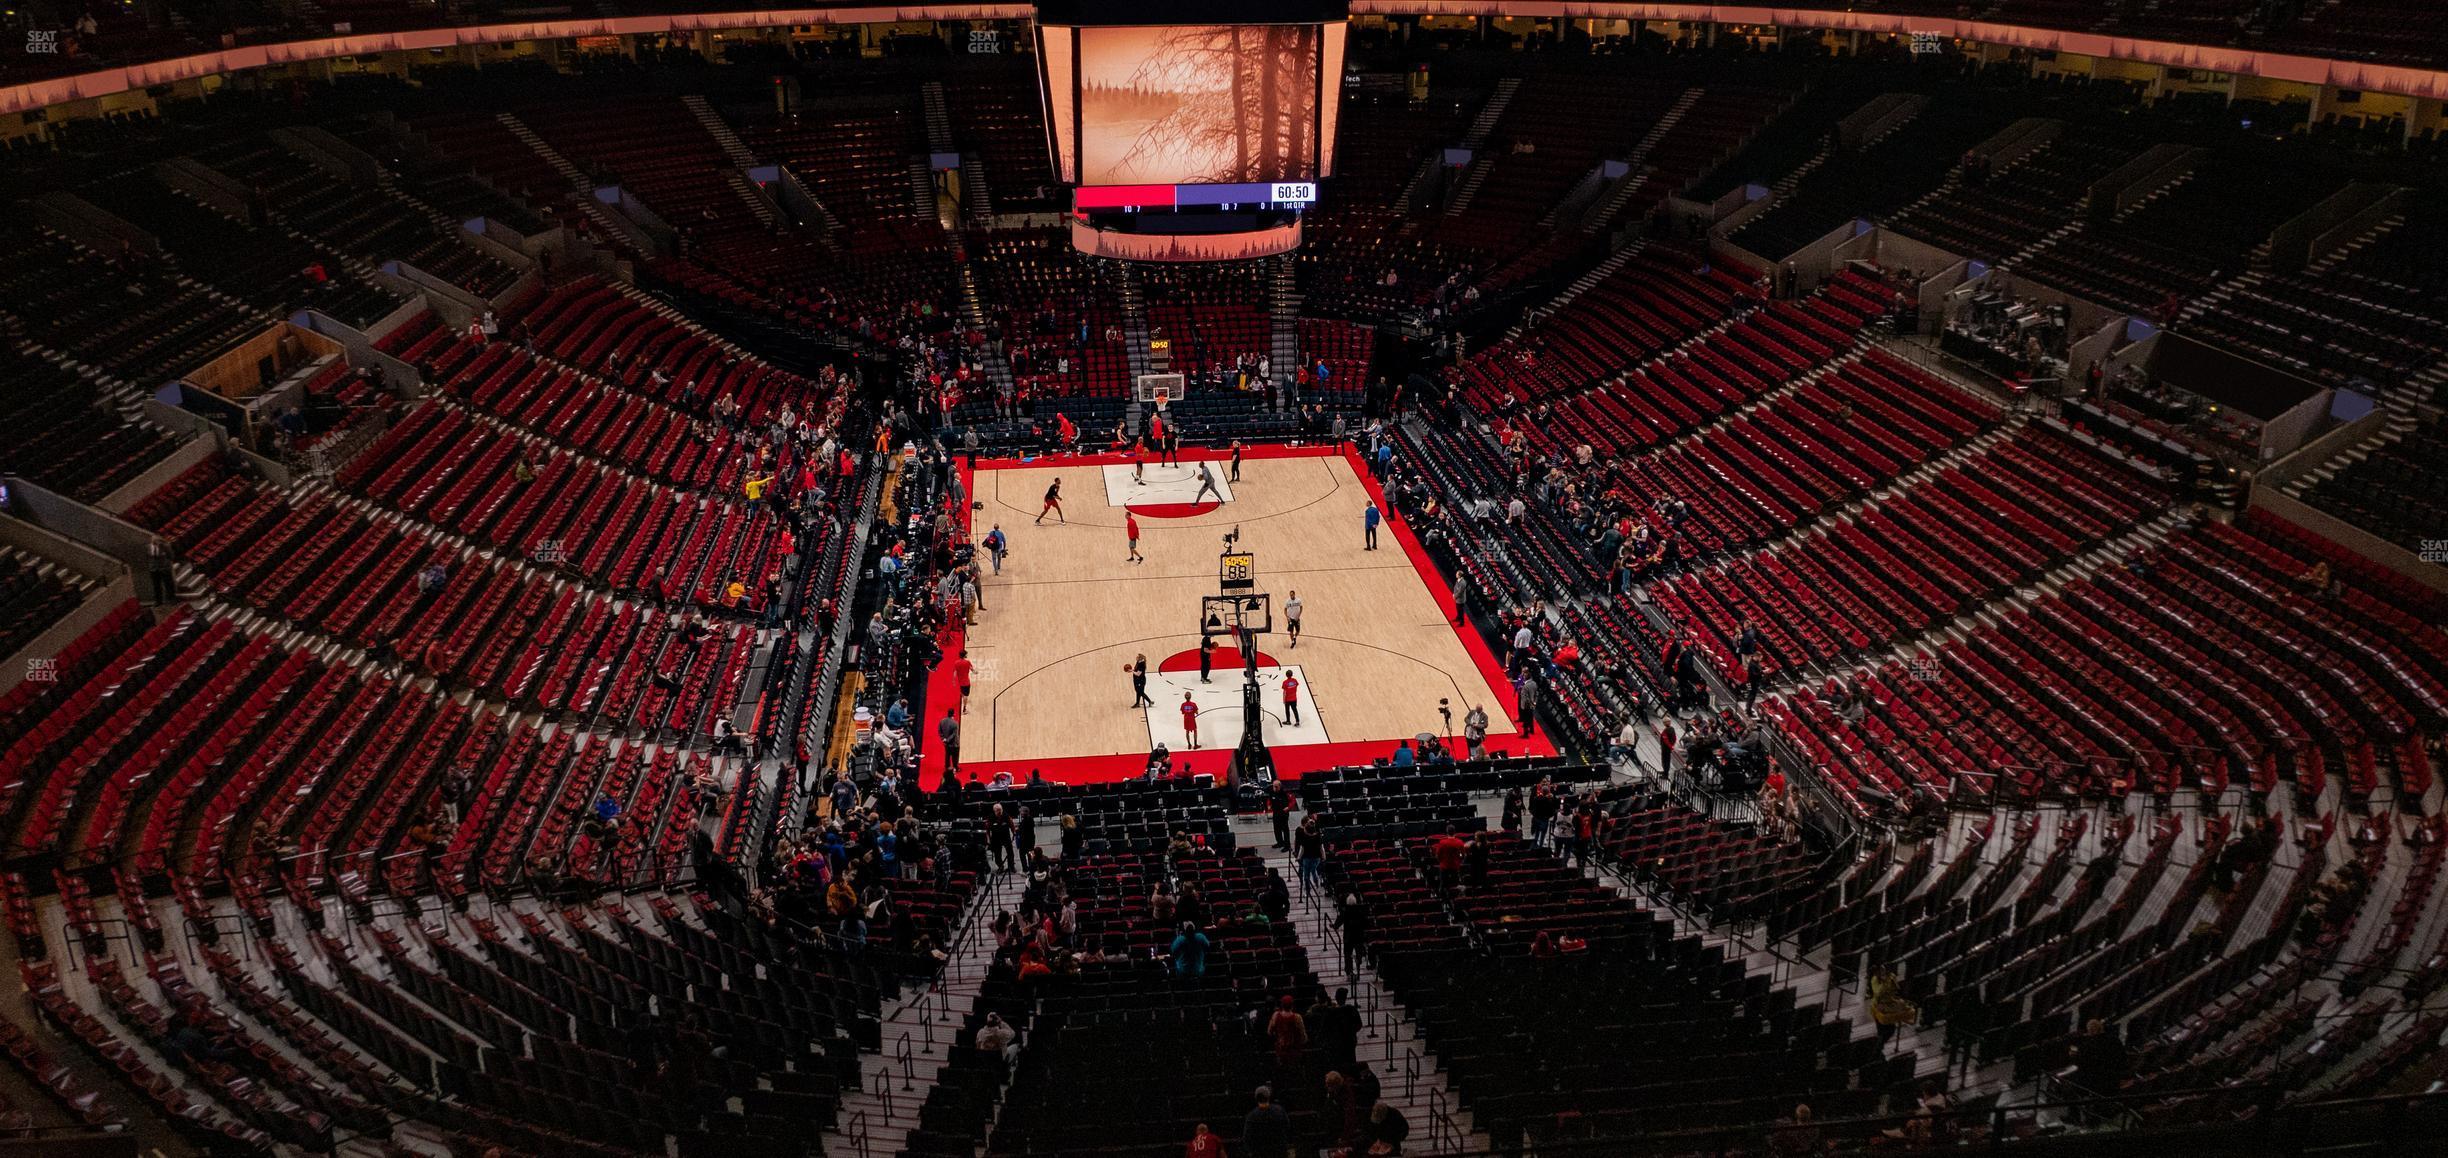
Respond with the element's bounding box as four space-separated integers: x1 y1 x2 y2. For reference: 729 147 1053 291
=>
1037 1 1348 204
1071 23 1333 187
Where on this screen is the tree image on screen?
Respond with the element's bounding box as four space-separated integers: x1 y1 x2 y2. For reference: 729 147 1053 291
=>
1079 24 1321 186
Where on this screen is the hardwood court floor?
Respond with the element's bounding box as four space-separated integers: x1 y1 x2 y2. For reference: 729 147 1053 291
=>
944 447 1524 780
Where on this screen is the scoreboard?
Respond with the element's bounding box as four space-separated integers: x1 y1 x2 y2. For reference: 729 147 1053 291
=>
1075 182 1318 213
1219 550 1256 591
1038 2 1346 258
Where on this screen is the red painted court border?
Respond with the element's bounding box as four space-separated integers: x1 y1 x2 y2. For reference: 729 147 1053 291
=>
1125 500 1223 519
962 441 1339 472
921 441 1553 786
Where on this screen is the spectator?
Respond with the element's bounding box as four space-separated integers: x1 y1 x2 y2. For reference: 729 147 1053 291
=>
1768 1104 1820 1157
1527 782 1560 845
1293 815 1324 894
1431 828 1466 891
1169 922 1211 977
975 1012 1019 1064
1367 1100 1411 1156
1242 1086 1292 1158
1337 893 1370 974
1265 997 1307 1069
1869 967 1917 1048
2070 1017 2130 1094
1608 716 1641 766
1307 988 1361 1073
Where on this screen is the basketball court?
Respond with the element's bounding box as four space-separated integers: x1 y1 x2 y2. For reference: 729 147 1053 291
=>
922 443 1547 785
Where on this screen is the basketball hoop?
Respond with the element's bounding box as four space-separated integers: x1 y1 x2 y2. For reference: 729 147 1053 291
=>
1135 372 1186 405
1200 593 1271 636
1195 592 1278 791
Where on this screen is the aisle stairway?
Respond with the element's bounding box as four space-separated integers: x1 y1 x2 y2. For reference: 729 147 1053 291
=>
682 94 762 169
1243 817 1495 1155
957 263 1018 404
1269 256 1302 400
493 112 653 256
959 153 995 224
1582 87 1707 233
1460 78 1521 150
1442 78 1522 217
919 82 956 155
828 870 1029 1158
1120 265 1152 382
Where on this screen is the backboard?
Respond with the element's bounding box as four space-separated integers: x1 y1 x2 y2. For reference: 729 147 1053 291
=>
1135 372 1186 405
1200 593 1271 637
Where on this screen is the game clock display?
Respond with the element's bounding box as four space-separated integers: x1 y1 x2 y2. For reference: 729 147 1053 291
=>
1218 551 1256 591
1072 182 1317 212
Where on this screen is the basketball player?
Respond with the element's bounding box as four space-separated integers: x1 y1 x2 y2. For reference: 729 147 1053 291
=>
1229 440 1245 482
1126 512 1144 564
1036 478 1064 524
1129 653 1153 708
1132 438 1148 485
952 648 974 702
1193 462 1221 504
1284 590 1303 649
1180 692 1201 749
1282 672 1301 725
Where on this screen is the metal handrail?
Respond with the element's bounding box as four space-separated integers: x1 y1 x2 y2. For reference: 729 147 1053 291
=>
869 1067 896 1123
1429 1084 1460 1155
846 1109 870 1158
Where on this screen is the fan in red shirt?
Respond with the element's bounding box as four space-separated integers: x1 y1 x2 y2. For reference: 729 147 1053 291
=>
1432 830 1467 890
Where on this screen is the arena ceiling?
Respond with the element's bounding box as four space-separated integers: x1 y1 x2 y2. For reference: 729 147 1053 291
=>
8 2 2448 116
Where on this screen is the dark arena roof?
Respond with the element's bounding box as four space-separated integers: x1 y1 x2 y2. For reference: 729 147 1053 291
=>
1 6 2446 1158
